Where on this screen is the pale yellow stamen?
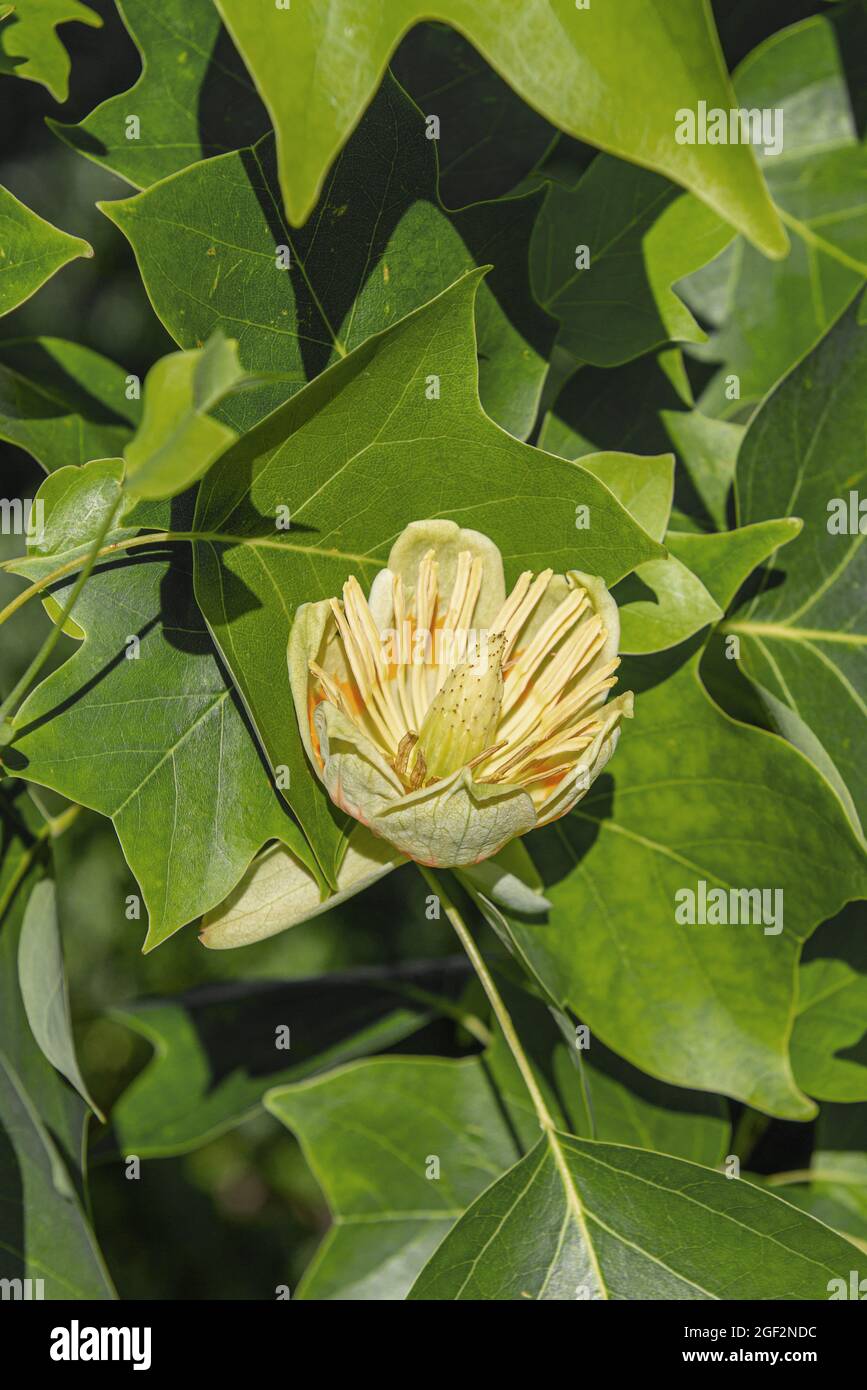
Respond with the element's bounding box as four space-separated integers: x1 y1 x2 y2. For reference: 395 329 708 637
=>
411 549 438 728
329 600 388 741
310 551 621 798
391 573 415 732
501 588 589 717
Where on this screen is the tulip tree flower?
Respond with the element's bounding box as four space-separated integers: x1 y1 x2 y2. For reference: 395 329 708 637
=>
292 519 632 862
200 520 631 949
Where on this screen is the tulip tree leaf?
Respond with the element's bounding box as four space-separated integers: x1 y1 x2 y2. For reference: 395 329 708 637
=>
17 879 102 1118
267 1018 729 1301
660 410 746 532
0 0 100 101
730 296 867 842
99 74 556 440
267 1056 522 1301
48 0 270 187
0 339 140 474
408 1133 859 1300
792 961 867 1102
679 8 867 417
531 157 735 369
0 787 86 1173
5 466 320 950
572 452 674 545
615 558 723 655
665 519 803 614
0 185 92 316
0 1056 115 1298
269 1039 840 1301
191 270 663 881
573 451 724 654
502 653 867 1120
122 332 247 502
214 0 785 258
0 791 114 1298
790 906 867 1103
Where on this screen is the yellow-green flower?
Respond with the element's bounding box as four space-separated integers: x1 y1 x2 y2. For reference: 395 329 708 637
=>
288 520 633 869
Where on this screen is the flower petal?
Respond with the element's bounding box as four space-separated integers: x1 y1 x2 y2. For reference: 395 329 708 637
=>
199 824 402 949
384 518 506 628
288 597 338 775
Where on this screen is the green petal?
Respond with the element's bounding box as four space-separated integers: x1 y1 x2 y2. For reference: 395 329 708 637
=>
373 769 536 868
318 701 536 867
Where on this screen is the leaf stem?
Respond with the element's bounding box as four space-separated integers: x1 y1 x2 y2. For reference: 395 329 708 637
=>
0 498 122 727
0 530 176 633
417 865 556 1133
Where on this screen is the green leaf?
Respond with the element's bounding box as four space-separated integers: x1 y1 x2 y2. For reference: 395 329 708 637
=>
0 0 100 101
0 185 92 316
0 787 85 1169
99 74 556 440
191 270 663 880
214 0 786 256
408 1132 859 1300
0 338 140 474
5 466 320 949
660 410 745 532
500 653 867 1119
731 296 867 841
665 518 803 613
122 331 247 501
531 157 734 368
791 905 867 1102
48 0 269 186
572 450 725 655
267 1055 522 1300
615 557 722 655
680 7 867 416
0 1055 114 1298
110 959 466 1156
794 962 867 1102
17 878 102 1119
0 788 114 1298
265 973 730 1299
573 451 674 544
267 1016 729 1301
